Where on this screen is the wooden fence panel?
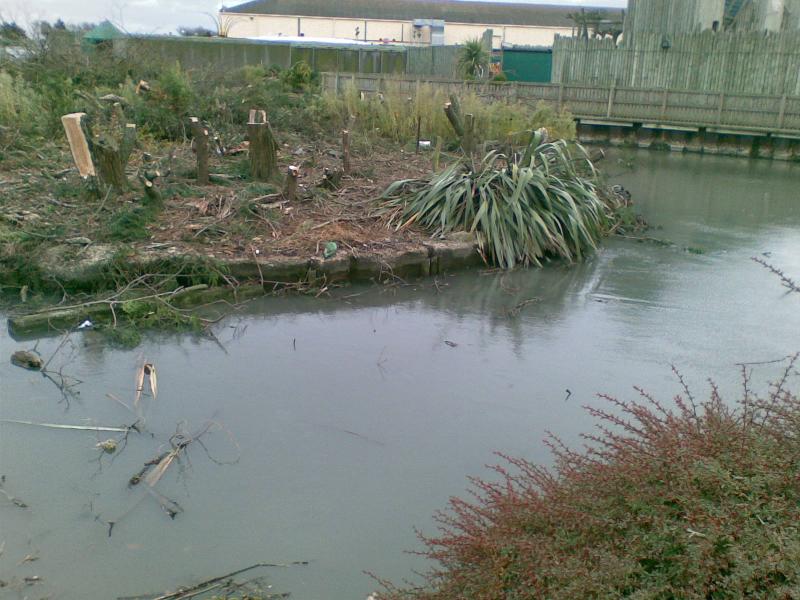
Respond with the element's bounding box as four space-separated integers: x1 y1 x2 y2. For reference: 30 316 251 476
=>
553 31 800 97
321 73 800 135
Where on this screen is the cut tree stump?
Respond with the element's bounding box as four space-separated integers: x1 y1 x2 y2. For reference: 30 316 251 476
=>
284 165 300 201
342 129 351 174
248 109 277 181
89 123 136 190
78 114 136 191
61 113 96 178
463 113 475 155
444 102 465 138
189 117 209 185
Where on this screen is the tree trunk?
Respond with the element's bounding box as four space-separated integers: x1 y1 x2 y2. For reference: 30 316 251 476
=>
342 129 351 175
248 109 277 181
189 117 209 185
284 165 300 201
463 113 475 155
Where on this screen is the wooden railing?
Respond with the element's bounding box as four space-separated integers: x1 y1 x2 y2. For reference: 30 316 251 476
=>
321 72 800 136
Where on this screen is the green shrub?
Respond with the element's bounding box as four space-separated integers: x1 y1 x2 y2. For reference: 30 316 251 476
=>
381 141 608 268
384 359 800 599
280 60 316 91
312 83 575 144
0 71 46 140
126 62 196 139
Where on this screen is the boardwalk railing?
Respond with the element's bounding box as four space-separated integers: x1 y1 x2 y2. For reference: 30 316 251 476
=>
321 72 800 137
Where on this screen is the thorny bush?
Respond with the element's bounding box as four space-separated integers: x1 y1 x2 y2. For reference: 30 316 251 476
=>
382 357 800 599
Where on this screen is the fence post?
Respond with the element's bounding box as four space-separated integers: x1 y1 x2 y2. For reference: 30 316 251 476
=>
606 83 616 118
660 90 669 121
778 95 787 129
558 84 565 112
716 93 725 125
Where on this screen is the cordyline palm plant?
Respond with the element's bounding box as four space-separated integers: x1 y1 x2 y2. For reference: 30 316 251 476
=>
381 137 611 269
457 39 490 79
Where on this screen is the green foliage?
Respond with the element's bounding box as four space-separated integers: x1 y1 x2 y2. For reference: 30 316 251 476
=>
457 39 490 79
103 194 163 242
0 71 45 141
125 62 195 138
0 22 27 43
313 83 575 145
280 60 316 91
382 142 609 268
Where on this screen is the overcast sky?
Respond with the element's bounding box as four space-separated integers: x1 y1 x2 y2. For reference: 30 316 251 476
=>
1 0 626 35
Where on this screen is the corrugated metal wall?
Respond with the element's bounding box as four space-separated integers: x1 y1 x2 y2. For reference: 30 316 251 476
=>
552 31 800 95
115 36 411 75
502 49 552 82
406 45 460 78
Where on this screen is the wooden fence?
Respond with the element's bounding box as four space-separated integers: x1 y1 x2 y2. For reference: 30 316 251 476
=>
552 31 800 96
113 36 459 78
321 72 800 135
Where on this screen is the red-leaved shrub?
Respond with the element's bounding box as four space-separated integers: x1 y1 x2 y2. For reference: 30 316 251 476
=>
383 358 800 599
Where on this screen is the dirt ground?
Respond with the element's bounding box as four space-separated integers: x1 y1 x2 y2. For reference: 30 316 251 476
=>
0 132 441 267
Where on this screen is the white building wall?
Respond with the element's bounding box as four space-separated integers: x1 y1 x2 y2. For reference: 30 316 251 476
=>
225 14 297 37
299 17 336 38
332 18 367 40
221 13 574 48
366 20 406 42
503 26 572 47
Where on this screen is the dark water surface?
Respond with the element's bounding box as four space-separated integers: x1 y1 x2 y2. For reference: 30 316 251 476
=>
2 151 800 599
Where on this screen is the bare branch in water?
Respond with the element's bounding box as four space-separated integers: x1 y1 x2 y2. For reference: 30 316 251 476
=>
752 256 800 294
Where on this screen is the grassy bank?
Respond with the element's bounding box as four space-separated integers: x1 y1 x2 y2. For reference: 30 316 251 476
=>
1 31 632 344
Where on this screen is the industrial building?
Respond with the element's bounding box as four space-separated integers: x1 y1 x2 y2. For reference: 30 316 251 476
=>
218 0 611 49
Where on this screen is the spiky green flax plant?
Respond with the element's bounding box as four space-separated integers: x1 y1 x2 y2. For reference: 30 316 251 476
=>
381 140 610 269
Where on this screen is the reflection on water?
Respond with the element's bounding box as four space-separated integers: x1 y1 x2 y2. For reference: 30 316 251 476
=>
1 152 800 599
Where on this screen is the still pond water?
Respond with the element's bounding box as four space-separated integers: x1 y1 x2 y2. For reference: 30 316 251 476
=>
2 151 800 599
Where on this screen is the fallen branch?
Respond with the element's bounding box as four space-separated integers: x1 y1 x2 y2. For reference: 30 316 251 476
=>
505 297 541 317
0 477 29 509
0 419 138 433
147 561 309 600
752 256 800 293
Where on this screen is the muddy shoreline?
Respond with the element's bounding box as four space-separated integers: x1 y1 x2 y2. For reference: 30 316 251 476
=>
6 235 481 338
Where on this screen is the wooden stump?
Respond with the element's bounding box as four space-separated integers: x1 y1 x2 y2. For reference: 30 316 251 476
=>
463 113 475 155
415 115 422 154
284 165 300 201
248 109 277 181
61 113 96 178
189 117 209 185
444 102 465 138
86 122 136 191
342 129 351 175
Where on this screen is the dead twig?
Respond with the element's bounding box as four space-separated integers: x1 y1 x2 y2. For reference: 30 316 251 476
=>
145 561 309 600
0 419 139 433
752 256 800 294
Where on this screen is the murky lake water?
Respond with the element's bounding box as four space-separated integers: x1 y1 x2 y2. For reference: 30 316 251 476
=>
2 151 800 599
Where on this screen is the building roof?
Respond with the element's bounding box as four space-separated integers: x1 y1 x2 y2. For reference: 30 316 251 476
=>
83 20 125 42
220 0 618 27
